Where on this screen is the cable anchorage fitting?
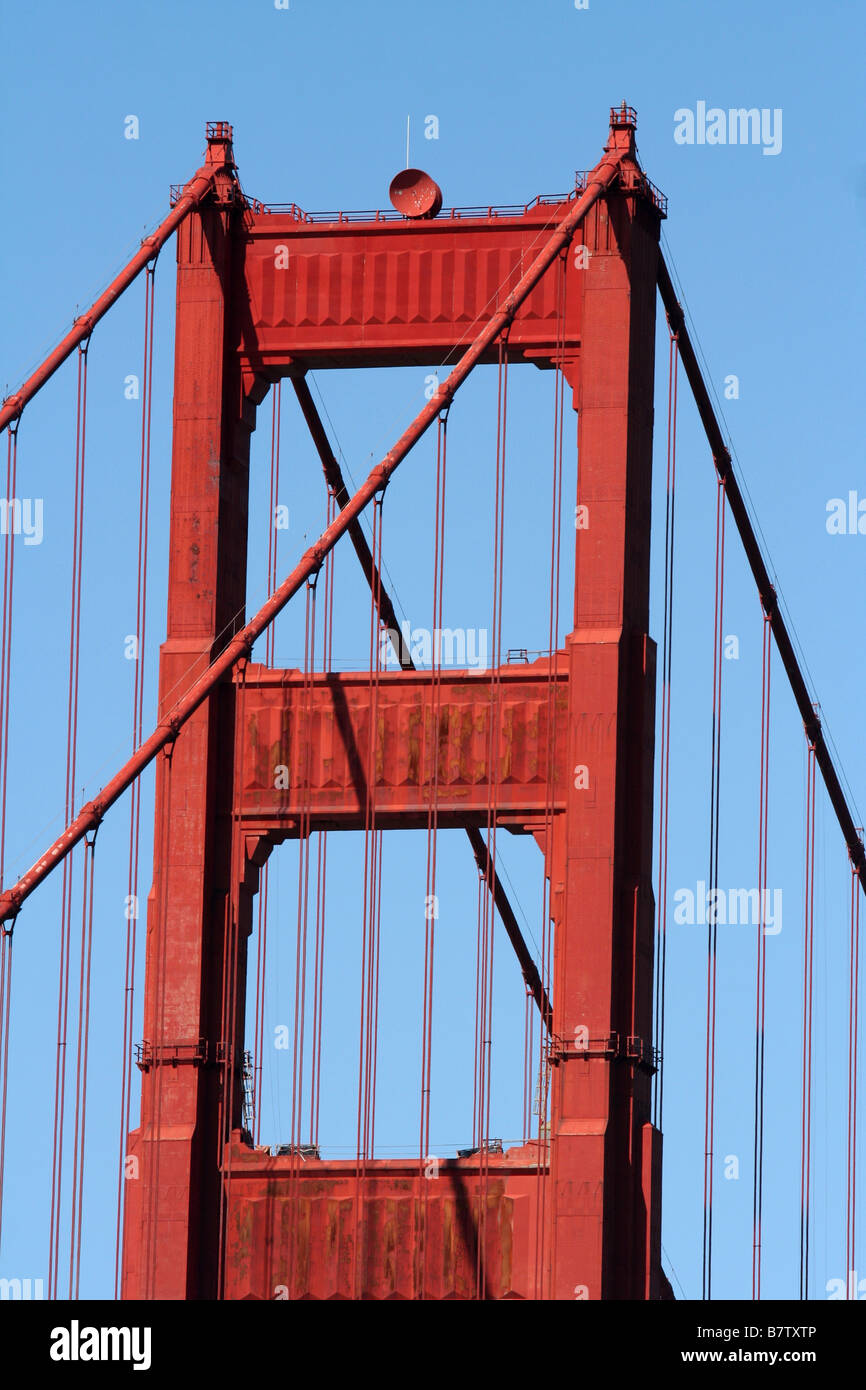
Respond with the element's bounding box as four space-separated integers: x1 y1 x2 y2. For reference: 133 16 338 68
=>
1 393 24 425
0 903 19 936
159 716 181 747
804 701 822 745
79 799 104 833
665 298 686 337
760 585 777 619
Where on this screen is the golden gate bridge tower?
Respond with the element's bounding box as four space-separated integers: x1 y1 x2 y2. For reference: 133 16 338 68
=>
122 104 666 1301
0 104 862 1302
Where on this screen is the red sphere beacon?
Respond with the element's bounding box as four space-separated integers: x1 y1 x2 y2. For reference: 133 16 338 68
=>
388 167 443 219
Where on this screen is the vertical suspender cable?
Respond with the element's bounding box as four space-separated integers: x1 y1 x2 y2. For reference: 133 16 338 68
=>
354 493 384 1299
752 612 772 1299
69 830 97 1295
0 923 11 1256
846 850 861 1295
0 419 20 1255
654 330 678 1129
292 579 317 1148
116 259 156 1296
286 575 317 1297
535 254 567 1296
50 338 90 1298
144 741 174 1299
419 410 448 1296
0 423 19 890
218 651 255 1299
309 480 336 1149
702 474 726 1301
364 510 384 1204
799 739 817 1300
522 991 532 1144
361 505 383 1166
472 819 487 1158
476 333 508 1299
253 382 281 1143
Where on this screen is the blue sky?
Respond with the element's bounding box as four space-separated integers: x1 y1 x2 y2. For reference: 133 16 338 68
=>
1 0 865 1300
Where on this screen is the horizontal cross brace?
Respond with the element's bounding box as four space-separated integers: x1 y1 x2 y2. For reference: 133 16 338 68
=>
236 662 568 831
242 202 583 374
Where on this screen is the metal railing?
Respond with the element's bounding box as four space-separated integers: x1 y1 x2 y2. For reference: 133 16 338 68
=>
245 189 578 224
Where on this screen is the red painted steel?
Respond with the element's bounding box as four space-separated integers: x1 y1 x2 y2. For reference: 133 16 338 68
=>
4 110 674 1299
388 167 443 220
3 103 864 1301
235 660 568 833
118 124 626 1300
239 201 586 375
538 111 666 1294
224 1140 544 1300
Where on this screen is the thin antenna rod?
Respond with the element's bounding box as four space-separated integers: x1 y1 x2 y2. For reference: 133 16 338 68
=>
406 115 410 169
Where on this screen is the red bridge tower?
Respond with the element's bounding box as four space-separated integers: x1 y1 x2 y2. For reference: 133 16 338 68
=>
121 107 668 1300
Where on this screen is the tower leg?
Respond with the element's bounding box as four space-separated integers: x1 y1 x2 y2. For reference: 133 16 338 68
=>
548 150 663 1299
122 138 255 1298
